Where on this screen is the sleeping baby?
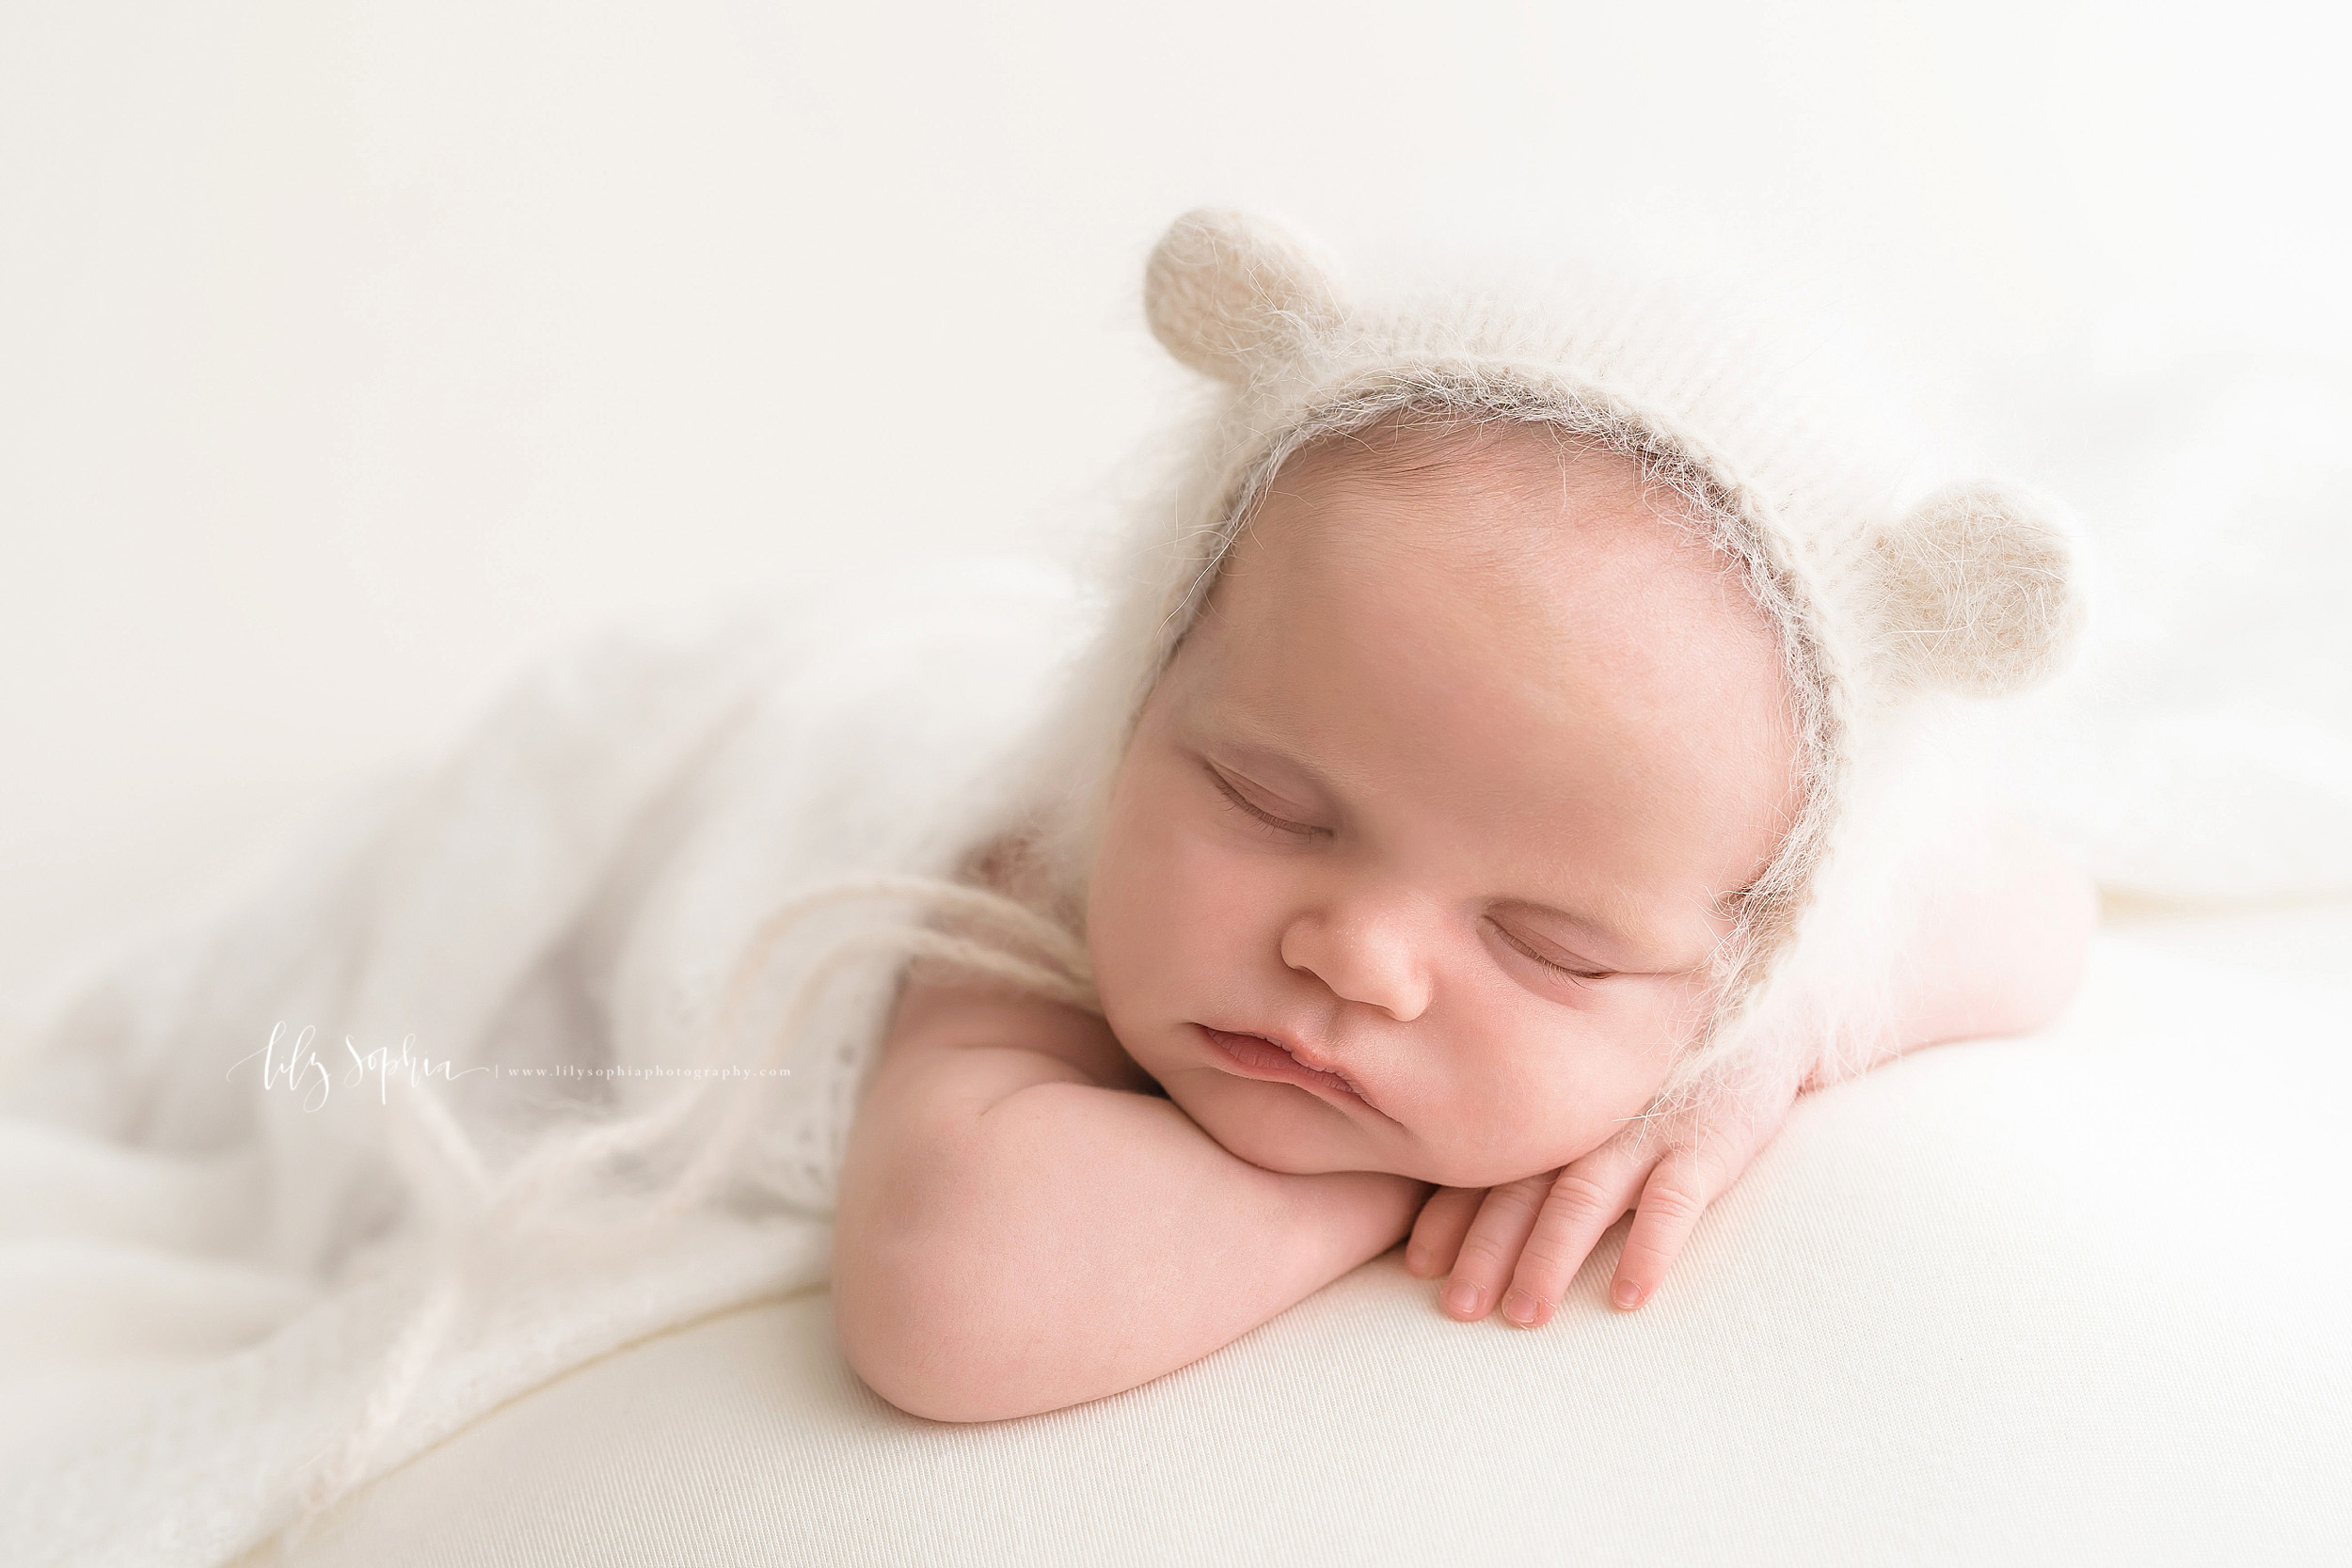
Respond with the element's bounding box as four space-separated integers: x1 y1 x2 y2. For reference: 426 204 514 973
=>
829 209 2098 1423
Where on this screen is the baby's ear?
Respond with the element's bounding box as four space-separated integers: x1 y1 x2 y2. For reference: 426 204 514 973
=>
1144 208 1345 383
1864 480 2089 698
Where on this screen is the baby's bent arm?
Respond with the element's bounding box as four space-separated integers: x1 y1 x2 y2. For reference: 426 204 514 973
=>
832 975 1431 1423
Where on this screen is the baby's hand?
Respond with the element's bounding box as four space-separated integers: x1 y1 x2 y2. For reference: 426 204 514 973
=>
1404 1070 1802 1326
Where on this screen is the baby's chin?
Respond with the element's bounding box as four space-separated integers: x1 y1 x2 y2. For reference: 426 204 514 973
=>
1163 1068 1400 1177
1161 1067 1621 1190
1165 1075 1555 1186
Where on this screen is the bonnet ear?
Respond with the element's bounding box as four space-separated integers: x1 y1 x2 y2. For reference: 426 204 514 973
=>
1866 479 2090 698
1144 208 1345 382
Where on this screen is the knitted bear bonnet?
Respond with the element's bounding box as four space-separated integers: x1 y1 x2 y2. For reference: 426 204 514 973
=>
1024 207 2088 1132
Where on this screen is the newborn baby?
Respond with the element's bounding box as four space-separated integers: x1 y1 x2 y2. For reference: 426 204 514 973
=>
831 212 2096 1423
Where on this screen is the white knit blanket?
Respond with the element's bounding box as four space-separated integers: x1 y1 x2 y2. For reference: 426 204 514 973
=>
5 362 2347 1566
1 557 1098 1565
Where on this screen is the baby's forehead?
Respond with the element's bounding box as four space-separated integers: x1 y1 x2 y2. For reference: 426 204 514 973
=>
1228 417 1745 637
1266 417 1651 521
1183 416 1798 897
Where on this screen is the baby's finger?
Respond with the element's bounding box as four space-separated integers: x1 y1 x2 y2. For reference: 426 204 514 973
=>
1405 1185 1485 1278
1610 1142 1730 1310
1439 1173 1553 1321
1496 1153 1654 1329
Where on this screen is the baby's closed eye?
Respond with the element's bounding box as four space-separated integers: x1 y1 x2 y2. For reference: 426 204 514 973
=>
1482 916 1613 987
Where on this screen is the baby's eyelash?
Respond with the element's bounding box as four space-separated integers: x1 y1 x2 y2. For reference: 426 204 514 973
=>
1205 765 1322 840
1488 920 1613 988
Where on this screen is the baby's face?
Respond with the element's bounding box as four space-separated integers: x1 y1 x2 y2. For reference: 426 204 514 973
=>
1085 423 1799 1189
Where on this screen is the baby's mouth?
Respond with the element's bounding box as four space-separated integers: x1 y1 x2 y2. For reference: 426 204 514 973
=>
1197 1025 1375 1108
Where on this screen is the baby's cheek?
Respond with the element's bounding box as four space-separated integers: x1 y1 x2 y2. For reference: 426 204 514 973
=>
1564 999 1697 1146
1398 1069 1540 1187
1437 1015 1652 1181
1155 836 1275 963
1094 826 1239 1031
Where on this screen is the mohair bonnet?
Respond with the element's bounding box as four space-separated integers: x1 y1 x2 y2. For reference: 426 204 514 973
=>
1015 208 2089 1136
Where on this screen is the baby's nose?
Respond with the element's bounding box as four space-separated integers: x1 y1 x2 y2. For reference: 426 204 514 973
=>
1278 906 1432 1023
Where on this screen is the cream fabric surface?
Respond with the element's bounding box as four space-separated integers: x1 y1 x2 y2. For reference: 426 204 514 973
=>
254 918 2352 1566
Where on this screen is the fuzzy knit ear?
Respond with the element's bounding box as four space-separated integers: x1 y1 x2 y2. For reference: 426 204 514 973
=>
1144 208 1344 382
1867 480 2088 698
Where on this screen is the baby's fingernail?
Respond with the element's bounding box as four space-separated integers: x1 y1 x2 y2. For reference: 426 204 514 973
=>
1613 1279 1644 1308
1443 1278 1482 1316
1502 1290 1541 1325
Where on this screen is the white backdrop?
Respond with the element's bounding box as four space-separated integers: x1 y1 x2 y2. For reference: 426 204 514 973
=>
4 0 2347 1001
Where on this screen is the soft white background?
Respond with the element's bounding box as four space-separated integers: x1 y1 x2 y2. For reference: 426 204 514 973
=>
4 0 2347 1003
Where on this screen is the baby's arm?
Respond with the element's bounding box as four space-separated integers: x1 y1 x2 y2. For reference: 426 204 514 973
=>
1407 809 2098 1328
833 973 1433 1422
